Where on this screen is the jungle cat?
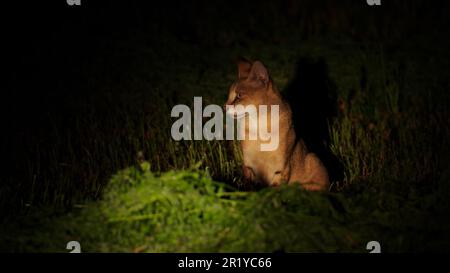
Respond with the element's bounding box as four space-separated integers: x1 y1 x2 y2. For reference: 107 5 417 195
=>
224 58 329 191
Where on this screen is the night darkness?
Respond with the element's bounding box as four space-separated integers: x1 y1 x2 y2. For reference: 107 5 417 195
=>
1 0 450 253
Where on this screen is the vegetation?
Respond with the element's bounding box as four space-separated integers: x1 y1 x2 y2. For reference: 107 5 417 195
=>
1 0 449 252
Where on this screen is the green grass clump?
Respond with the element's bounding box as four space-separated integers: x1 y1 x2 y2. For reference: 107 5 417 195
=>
2 166 449 253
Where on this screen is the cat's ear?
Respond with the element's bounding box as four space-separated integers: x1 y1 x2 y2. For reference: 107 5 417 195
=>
237 57 252 79
248 61 269 86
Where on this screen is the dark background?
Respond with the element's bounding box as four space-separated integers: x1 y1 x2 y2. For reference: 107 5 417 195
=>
3 0 450 203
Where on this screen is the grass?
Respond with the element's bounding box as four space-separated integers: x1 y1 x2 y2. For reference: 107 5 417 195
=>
1 1 450 252
3 166 450 252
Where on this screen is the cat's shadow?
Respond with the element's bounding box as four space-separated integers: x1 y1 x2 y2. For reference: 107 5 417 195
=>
283 57 343 187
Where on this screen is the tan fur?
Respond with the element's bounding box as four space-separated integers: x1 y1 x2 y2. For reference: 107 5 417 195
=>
224 59 329 191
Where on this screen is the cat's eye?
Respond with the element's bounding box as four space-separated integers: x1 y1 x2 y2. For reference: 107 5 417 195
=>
236 93 241 99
